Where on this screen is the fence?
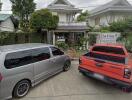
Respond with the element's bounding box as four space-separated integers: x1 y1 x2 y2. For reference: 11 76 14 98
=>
0 32 46 46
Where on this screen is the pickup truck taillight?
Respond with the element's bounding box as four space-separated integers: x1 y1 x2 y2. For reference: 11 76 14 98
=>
124 68 132 79
79 58 82 64
0 73 2 81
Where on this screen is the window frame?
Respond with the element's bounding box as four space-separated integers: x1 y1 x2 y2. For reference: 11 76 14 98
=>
4 47 51 69
50 47 64 57
4 49 33 69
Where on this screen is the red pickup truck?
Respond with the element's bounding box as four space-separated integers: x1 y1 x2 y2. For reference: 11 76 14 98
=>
79 44 132 92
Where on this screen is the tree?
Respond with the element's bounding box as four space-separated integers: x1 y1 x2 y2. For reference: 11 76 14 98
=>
30 9 59 43
10 0 36 31
77 10 89 22
30 9 59 31
110 18 132 52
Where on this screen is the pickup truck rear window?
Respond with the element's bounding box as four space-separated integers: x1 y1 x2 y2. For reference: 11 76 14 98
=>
84 52 125 64
92 46 125 55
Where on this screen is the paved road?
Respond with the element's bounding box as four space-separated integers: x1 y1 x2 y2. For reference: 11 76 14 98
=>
19 61 132 100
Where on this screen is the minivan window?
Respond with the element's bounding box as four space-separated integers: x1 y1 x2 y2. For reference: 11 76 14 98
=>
32 47 50 62
92 46 125 55
51 47 64 56
5 50 33 69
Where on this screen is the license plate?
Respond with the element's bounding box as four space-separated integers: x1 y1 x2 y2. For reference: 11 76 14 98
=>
93 73 104 80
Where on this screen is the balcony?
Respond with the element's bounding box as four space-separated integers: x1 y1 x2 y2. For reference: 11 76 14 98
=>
57 22 88 30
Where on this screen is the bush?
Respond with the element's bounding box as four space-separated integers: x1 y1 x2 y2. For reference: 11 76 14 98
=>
88 34 97 46
56 42 69 50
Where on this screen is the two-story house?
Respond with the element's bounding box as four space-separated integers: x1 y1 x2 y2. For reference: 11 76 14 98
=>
88 0 132 27
47 0 88 45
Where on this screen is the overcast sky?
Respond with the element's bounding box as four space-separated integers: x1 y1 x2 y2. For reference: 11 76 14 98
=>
1 0 132 14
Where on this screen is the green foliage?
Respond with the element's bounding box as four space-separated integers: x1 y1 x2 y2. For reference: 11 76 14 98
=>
77 10 89 22
110 18 132 33
100 26 110 32
10 0 36 31
0 32 10 44
88 34 97 46
56 42 69 50
110 20 127 32
30 9 59 31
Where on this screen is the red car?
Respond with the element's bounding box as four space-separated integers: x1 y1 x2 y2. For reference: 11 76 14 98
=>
79 44 132 92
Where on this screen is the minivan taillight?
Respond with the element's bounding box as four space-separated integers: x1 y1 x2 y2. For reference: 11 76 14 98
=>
0 73 2 81
124 68 132 79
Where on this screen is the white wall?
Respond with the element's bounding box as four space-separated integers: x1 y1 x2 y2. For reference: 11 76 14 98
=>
58 13 67 22
89 12 132 27
0 18 15 32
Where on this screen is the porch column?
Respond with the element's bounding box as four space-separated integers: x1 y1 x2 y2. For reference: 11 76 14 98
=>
53 31 56 45
84 32 89 50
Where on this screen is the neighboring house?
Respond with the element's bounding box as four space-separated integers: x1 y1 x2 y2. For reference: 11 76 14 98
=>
47 0 88 45
0 14 16 32
88 0 132 27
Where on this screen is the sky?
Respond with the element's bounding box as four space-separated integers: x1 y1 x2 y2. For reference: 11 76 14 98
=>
1 0 132 14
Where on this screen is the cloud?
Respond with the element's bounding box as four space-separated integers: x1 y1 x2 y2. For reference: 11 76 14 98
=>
1 0 132 14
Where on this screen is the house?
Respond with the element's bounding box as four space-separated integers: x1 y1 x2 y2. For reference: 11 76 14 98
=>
88 0 132 27
47 0 88 45
0 14 16 32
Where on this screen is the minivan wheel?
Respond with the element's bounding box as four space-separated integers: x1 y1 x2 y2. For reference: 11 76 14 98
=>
13 80 30 98
63 60 71 71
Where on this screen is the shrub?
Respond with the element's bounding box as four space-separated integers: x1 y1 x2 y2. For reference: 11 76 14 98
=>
56 42 69 50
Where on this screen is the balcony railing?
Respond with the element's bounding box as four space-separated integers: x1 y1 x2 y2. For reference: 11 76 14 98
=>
58 22 87 26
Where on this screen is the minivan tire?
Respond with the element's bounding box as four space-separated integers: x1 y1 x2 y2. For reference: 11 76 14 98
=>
63 60 71 71
13 80 30 98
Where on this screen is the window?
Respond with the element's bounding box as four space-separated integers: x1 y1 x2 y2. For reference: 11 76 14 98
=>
92 46 125 55
95 17 100 25
51 47 64 56
5 50 33 69
84 52 125 64
32 47 51 62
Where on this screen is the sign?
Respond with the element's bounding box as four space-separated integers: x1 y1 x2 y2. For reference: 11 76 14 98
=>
96 33 120 44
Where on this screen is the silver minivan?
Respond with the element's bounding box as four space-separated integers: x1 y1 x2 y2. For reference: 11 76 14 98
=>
0 43 71 99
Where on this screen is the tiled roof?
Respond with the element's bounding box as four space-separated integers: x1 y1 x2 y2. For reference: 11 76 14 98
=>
0 14 12 21
90 0 132 16
47 0 82 13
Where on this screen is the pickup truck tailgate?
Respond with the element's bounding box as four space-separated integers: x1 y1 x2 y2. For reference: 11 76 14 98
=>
80 52 125 79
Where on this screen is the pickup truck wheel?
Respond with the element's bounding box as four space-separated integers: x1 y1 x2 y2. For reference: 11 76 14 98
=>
13 80 30 98
63 60 71 71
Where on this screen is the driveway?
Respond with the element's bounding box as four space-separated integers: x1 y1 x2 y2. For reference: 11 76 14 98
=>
19 61 132 100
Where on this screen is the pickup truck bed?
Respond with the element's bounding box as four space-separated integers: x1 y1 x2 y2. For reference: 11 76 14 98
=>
79 44 132 92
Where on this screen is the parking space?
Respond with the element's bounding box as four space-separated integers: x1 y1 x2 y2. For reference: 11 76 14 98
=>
20 61 132 100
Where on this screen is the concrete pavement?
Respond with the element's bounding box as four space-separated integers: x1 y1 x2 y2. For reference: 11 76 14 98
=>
19 61 132 100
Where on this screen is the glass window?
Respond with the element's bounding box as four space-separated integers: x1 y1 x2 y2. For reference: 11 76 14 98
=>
51 47 64 56
92 46 125 55
5 50 33 69
84 52 125 64
32 47 50 62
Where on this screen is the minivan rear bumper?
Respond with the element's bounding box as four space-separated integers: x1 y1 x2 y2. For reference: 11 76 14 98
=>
79 67 132 87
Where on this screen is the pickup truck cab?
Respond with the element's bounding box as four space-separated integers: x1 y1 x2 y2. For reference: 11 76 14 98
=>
79 44 132 92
